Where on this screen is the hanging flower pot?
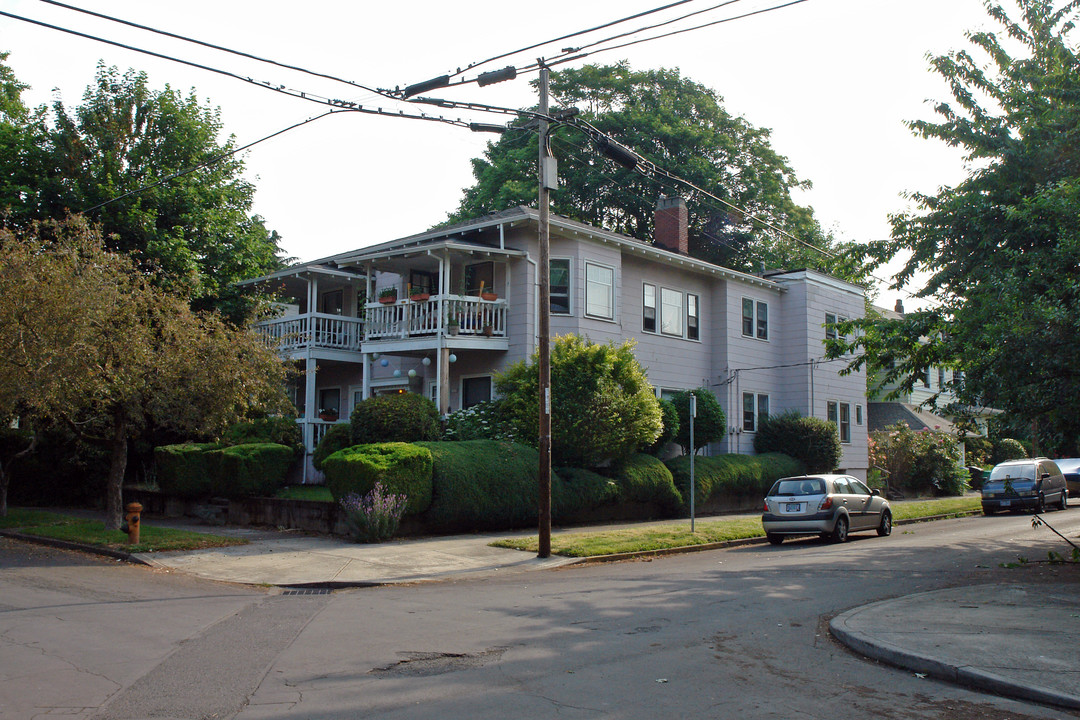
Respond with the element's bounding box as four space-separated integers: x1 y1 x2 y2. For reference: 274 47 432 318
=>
481 291 497 301
378 288 397 304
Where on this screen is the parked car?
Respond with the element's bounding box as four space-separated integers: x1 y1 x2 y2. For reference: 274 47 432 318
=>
762 474 892 544
1055 458 1080 500
981 458 1068 514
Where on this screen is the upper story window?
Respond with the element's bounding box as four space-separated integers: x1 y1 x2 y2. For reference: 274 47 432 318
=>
938 367 946 389
742 298 768 340
550 258 571 315
660 288 683 337
585 262 614 320
643 283 656 332
743 392 769 432
825 312 837 340
687 293 699 340
827 400 851 443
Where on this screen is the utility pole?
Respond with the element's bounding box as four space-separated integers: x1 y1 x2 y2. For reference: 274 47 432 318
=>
537 62 553 558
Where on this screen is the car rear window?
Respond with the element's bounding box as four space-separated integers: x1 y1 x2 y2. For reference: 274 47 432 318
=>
989 464 1035 481
770 479 825 496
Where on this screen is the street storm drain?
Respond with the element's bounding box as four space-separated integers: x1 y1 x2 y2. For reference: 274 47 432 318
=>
281 588 334 596
369 648 507 677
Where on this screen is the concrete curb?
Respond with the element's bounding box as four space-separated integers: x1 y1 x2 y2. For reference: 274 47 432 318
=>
829 590 1080 711
0 529 151 566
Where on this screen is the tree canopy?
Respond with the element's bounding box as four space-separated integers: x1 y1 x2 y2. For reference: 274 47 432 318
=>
832 0 1080 453
448 62 864 281
0 58 285 317
0 216 293 524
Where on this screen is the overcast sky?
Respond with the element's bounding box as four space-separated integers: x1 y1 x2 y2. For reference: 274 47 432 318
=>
2 0 993 303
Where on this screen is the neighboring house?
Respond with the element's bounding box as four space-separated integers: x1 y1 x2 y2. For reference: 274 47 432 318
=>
243 198 868 481
866 300 995 462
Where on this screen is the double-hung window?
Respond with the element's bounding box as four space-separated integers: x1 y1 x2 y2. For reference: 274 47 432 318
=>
742 298 768 340
642 283 656 332
743 392 769 432
827 401 852 443
585 262 614 320
687 293 699 340
825 312 838 341
660 288 683 336
550 259 571 315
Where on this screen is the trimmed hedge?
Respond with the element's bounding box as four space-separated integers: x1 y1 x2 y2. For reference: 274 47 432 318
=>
222 417 303 456
208 443 295 499
322 442 433 515
991 437 1027 464
351 393 441 444
554 466 620 516
154 443 223 498
610 454 683 514
416 440 547 532
753 411 841 473
313 422 353 472
666 453 805 506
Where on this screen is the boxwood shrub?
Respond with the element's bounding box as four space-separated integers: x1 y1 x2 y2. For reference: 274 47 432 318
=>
313 422 353 472
351 393 441 444
322 442 433 515
415 440 549 532
666 452 805 506
553 466 620 516
610 454 683 514
222 417 303 456
208 443 295 499
154 443 222 498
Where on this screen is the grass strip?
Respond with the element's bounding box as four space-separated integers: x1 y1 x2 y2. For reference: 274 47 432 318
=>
274 485 334 502
2 509 247 553
492 496 983 557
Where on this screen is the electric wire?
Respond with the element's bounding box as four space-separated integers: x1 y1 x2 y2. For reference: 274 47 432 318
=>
0 10 474 129
82 110 341 214
33 0 395 102
452 0 700 78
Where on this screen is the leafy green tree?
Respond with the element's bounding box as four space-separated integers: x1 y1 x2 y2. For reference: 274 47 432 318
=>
670 388 725 455
833 1 1080 448
7 62 284 317
495 335 662 467
449 62 862 280
0 52 48 230
0 216 292 525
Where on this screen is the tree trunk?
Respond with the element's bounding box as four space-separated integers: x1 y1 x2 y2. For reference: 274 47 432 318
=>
104 413 128 530
0 432 38 518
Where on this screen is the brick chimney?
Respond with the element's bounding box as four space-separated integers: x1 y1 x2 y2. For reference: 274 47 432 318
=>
655 196 688 254
894 298 905 314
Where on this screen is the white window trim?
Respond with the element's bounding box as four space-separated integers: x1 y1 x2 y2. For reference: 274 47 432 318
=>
642 282 657 334
584 261 616 321
659 286 684 338
550 257 573 316
741 296 769 341
743 392 769 432
686 292 701 342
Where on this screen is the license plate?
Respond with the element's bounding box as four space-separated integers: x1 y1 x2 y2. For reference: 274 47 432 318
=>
1000 500 1011 507
785 503 801 512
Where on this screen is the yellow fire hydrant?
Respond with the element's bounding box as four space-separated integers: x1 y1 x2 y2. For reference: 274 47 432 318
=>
123 502 143 544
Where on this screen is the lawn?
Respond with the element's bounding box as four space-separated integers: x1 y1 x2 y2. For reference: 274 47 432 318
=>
274 485 334 502
492 496 982 557
0 508 248 553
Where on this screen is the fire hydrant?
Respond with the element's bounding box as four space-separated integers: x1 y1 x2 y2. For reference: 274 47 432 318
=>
122 502 142 544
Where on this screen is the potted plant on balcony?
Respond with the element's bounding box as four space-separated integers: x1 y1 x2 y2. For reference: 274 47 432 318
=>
318 408 339 421
378 287 398 304
410 289 430 302
446 314 460 336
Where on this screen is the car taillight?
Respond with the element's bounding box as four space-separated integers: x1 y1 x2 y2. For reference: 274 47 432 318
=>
819 496 833 511
762 499 770 512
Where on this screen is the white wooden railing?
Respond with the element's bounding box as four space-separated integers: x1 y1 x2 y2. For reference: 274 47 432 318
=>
255 313 364 352
365 294 507 340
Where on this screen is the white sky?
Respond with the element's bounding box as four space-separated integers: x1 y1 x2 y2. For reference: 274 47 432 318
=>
1 0 992 305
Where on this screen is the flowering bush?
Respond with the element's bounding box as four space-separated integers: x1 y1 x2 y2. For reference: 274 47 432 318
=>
442 401 517 442
339 482 408 543
870 423 967 496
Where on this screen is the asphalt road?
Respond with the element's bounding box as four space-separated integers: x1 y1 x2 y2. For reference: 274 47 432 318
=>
2 510 1078 720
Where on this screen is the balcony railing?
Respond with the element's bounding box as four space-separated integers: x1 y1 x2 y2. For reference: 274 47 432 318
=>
255 313 364 352
365 294 507 341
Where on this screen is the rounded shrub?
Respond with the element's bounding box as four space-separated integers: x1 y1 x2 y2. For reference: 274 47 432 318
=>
351 393 440 444
313 422 353 472
553 466 620 516
322 442 433 515
154 442 222 498
209 443 294 498
670 389 725 454
870 423 967 496
991 437 1027 464
610 453 682 515
646 398 680 456
964 435 992 466
222 417 302 456
753 410 841 473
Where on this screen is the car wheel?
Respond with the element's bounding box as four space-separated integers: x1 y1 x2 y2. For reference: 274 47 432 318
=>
877 510 893 537
1058 491 1068 511
1035 494 1045 514
767 533 783 545
982 505 995 516
831 515 849 543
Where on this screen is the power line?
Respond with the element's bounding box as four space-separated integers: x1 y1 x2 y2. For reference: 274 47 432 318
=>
451 0 701 78
34 0 394 101
0 9 473 129
83 111 341 214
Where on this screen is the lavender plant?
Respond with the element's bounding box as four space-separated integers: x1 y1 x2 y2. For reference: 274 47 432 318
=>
339 482 408 543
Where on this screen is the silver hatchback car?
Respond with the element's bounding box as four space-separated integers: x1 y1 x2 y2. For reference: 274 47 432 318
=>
762 474 892 544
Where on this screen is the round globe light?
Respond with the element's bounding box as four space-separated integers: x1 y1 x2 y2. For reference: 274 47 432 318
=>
421 357 431 366
448 354 457 363
393 369 401 378
408 369 417 378
380 358 389 367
